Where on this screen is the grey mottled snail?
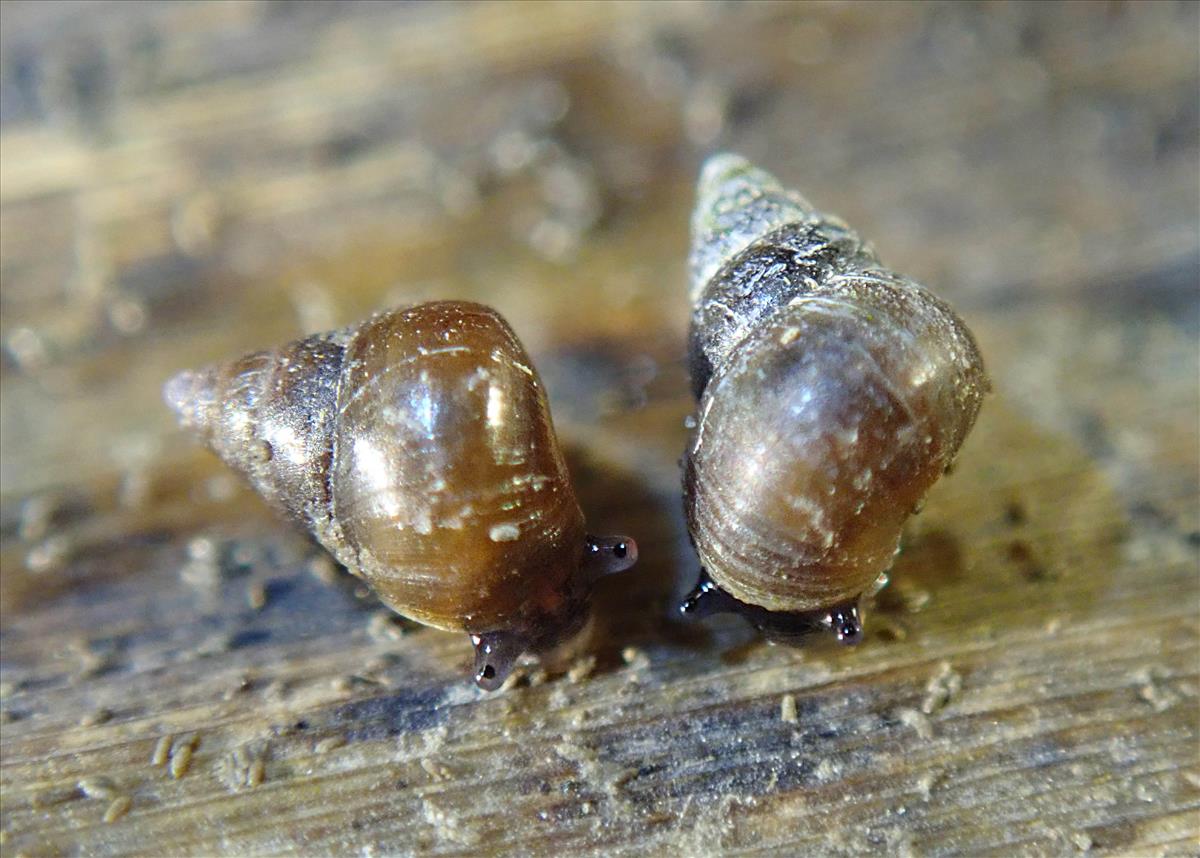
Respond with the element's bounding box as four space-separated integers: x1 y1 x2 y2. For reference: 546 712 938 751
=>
164 301 637 690
679 154 988 643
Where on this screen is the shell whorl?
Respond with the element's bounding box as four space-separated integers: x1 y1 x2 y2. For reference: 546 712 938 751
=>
685 154 988 613
325 302 586 633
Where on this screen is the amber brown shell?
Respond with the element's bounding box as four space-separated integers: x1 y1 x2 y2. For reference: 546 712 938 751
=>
165 302 586 638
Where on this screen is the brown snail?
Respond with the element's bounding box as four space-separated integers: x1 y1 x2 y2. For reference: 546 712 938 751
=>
679 154 988 643
164 301 637 689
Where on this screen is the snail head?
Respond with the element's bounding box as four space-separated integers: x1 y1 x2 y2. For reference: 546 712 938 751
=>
470 533 638 691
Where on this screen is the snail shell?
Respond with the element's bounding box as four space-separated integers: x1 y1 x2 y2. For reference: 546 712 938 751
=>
680 154 988 643
165 301 636 689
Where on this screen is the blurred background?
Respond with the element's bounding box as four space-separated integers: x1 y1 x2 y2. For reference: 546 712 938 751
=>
1 2 1197 855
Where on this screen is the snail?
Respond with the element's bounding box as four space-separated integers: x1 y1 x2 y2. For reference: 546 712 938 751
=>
164 301 637 690
679 154 988 644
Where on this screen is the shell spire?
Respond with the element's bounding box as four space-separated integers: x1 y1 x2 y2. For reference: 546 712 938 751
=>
164 330 351 556
688 153 817 304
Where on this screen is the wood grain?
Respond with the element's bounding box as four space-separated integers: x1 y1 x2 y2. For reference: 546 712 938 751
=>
1 2 1197 855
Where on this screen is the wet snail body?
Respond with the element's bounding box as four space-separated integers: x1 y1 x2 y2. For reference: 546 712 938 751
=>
165 301 636 689
680 154 988 643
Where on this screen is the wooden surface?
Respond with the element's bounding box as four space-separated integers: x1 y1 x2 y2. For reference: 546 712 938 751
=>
1 2 1198 855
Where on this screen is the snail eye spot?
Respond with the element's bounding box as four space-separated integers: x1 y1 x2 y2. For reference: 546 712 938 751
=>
613 542 628 559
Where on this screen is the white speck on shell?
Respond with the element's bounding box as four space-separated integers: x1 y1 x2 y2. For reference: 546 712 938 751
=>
488 523 521 542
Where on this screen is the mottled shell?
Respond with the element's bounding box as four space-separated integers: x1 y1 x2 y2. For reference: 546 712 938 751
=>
166 302 587 635
684 155 988 613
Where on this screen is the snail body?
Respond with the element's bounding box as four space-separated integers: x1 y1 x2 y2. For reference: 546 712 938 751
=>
680 155 988 643
165 301 636 689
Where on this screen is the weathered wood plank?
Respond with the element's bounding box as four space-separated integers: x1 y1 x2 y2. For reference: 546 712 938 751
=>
2 2 1197 855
